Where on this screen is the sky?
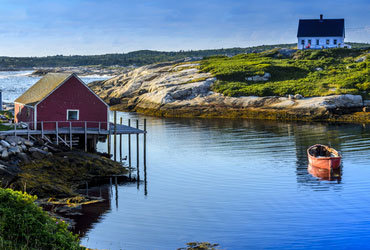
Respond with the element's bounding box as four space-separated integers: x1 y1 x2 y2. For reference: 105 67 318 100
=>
0 0 369 56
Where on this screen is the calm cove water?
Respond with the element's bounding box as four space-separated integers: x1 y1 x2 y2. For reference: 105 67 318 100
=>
2 71 370 249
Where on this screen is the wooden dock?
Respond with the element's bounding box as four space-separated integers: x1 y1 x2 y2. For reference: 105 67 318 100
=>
0 113 147 165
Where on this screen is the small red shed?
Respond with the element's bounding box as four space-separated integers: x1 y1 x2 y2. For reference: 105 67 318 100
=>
14 73 109 130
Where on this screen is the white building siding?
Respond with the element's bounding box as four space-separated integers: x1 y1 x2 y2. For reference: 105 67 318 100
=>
298 37 346 49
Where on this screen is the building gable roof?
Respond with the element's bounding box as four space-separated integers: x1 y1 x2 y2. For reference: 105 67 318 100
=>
297 18 345 37
15 73 72 106
15 73 109 108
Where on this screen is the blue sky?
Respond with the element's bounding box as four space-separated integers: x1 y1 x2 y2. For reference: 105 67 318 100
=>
0 0 369 56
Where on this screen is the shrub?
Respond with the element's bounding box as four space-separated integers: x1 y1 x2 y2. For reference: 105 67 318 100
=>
0 188 83 250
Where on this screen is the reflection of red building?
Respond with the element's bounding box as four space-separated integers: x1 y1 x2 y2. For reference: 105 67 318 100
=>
14 73 109 130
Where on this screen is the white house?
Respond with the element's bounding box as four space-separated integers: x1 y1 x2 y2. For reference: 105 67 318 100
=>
297 15 350 50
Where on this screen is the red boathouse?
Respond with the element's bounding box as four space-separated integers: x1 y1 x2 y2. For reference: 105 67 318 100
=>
14 73 109 130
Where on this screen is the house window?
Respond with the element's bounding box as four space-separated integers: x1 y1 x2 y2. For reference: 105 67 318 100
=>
316 39 319 45
18 106 21 114
334 39 337 45
67 109 79 120
308 39 311 45
301 39 305 45
326 39 330 45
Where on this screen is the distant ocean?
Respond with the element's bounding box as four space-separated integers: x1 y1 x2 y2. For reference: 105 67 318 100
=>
0 71 110 103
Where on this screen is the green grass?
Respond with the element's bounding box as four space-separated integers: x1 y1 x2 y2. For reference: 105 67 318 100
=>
0 188 83 250
200 48 370 98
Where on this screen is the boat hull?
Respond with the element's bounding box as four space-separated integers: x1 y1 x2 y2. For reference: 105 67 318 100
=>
308 155 341 169
307 145 342 169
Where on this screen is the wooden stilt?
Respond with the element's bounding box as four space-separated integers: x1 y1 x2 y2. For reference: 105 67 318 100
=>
41 121 44 138
84 121 87 152
56 121 59 145
27 124 30 141
69 121 72 149
136 120 140 180
144 119 146 166
128 119 131 168
120 117 123 162
144 118 147 196
114 111 117 161
107 122 111 156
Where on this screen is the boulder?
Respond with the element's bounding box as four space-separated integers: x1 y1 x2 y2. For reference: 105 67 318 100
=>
8 147 21 155
17 152 30 164
1 150 8 160
0 164 16 184
10 142 16 147
0 140 10 148
21 145 27 152
294 94 303 99
24 140 34 147
355 56 367 63
31 151 45 160
29 147 48 155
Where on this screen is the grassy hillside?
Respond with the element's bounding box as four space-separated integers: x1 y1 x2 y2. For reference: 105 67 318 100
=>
201 48 370 98
0 44 296 69
0 42 368 69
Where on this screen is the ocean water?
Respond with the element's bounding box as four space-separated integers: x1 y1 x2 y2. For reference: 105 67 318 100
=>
3 71 370 250
0 70 109 103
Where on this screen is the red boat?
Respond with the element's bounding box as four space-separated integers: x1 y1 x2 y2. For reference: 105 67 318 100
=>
307 144 342 169
308 164 342 181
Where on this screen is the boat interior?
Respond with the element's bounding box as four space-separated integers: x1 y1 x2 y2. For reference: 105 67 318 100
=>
309 145 338 157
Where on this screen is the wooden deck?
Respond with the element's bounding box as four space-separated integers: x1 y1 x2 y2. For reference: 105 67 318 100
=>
0 123 145 136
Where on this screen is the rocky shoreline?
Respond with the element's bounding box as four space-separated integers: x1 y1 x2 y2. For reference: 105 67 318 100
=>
0 135 127 198
89 60 370 123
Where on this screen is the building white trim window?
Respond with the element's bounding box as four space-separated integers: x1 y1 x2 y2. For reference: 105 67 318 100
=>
67 109 79 120
297 15 350 49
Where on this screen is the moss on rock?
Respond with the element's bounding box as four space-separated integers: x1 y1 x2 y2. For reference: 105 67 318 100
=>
12 151 127 198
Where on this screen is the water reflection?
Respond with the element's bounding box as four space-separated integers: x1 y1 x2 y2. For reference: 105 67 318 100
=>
308 165 342 182
84 114 370 250
68 177 143 237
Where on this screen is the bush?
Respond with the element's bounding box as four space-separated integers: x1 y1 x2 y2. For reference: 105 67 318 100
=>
0 188 83 250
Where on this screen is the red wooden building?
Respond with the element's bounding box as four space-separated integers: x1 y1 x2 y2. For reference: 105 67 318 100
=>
14 73 109 130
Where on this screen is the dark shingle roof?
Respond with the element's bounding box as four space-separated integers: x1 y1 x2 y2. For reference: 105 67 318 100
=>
297 19 345 37
15 73 72 106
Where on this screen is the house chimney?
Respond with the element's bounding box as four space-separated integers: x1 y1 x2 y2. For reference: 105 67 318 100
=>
320 14 323 21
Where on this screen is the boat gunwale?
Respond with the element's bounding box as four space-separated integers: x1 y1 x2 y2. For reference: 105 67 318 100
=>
307 144 342 160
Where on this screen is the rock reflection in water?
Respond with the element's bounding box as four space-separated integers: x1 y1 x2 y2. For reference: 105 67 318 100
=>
65 177 142 237
308 164 342 182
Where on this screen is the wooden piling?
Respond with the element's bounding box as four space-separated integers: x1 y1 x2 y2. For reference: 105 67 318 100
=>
84 121 87 152
41 121 44 138
56 121 59 145
136 120 140 180
69 121 72 149
128 119 131 168
144 119 146 166
107 122 111 156
114 111 117 161
120 117 123 162
27 124 30 141
144 118 147 196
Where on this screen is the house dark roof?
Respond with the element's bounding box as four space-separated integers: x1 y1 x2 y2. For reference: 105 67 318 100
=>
297 18 345 37
15 73 72 106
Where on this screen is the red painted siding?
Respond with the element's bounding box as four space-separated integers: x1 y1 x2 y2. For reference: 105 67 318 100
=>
36 76 108 130
14 103 35 127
